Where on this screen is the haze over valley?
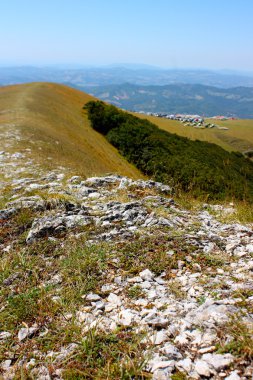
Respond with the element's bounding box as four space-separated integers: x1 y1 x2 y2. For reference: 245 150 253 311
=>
2 65 253 118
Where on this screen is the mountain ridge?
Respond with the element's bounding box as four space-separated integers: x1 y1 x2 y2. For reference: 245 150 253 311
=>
0 82 141 178
79 82 253 118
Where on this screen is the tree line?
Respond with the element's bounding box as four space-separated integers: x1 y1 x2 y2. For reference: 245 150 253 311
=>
84 100 253 202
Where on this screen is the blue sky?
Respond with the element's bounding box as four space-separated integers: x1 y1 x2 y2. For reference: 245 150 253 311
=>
1 0 253 71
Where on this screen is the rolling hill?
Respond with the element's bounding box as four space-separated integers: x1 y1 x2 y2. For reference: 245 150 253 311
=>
136 114 253 154
80 83 253 119
0 82 141 178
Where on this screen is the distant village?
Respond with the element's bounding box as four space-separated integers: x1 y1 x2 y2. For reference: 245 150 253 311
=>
135 111 237 130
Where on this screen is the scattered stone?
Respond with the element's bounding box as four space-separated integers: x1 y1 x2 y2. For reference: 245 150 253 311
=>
1 139 253 380
176 357 193 373
118 309 135 326
148 330 168 345
1 360 12 371
185 300 238 327
68 175 81 183
26 213 91 243
139 269 155 281
246 244 253 253
127 276 143 283
18 327 30 341
160 343 183 360
31 365 51 380
101 284 115 292
0 331 11 340
195 359 212 377
202 353 234 371
86 293 101 302
18 325 38 341
106 293 121 311
93 301 105 310
225 371 241 380
46 274 62 285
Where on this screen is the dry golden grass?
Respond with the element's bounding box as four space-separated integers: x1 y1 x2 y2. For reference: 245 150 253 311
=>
0 82 142 178
136 113 253 153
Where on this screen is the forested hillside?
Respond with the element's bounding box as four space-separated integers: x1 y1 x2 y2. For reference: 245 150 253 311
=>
85 100 253 201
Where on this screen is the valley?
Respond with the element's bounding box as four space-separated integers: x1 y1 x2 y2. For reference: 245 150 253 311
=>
81 83 253 119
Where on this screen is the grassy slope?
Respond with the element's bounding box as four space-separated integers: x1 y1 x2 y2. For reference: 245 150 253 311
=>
136 113 253 153
0 82 141 178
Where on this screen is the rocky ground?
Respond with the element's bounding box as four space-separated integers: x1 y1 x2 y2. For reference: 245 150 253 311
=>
0 126 253 379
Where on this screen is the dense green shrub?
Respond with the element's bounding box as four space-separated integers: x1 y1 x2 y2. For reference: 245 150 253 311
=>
84 101 253 201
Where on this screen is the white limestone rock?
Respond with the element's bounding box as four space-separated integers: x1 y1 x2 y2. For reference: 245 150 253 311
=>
225 370 241 380
86 293 101 302
117 309 135 326
176 357 193 373
194 359 213 377
18 325 38 341
160 343 183 360
139 269 155 281
148 330 168 345
202 353 234 371
0 331 11 340
246 244 253 253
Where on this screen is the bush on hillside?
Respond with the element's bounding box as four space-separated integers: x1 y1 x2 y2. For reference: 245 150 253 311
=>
84 101 253 201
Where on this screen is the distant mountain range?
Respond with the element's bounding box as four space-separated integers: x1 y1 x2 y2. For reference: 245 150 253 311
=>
1 65 253 88
77 83 253 118
1 66 253 118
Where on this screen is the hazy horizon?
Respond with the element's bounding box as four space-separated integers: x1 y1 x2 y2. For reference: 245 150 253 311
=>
1 0 253 72
0 64 253 77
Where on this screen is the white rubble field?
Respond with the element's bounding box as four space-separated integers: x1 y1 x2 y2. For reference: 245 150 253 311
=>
0 126 253 380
